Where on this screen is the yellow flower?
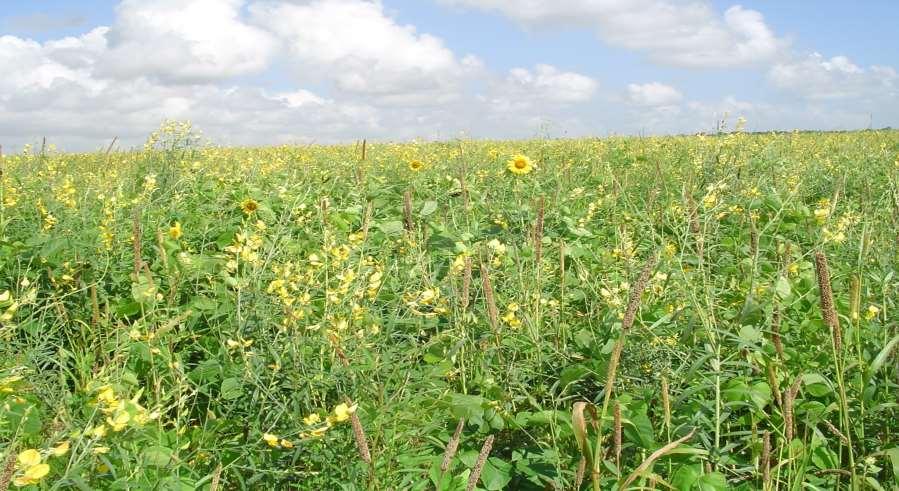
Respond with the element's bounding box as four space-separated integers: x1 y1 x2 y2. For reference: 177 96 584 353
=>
502 310 521 328
92 446 110 455
280 439 294 449
226 338 253 349
262 433 280 447
332 402 357 423
408 159 424 172
90 425 108 438
51 441 70 457
241 198 259 214
506 155 533 175
664 244 678 257
168 222 183 240
107 411 131 432
96 386 117 406
13 463 50 487
865 305 880 320
17 449 42 467
303 413 321 425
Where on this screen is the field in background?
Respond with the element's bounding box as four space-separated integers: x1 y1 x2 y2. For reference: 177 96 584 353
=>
1 126 897 490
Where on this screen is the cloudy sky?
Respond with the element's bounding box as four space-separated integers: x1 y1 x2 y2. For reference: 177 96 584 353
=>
1 0 897 151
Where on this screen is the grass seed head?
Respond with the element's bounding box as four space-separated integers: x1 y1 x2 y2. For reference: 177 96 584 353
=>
814 251 842 353
441 419 465 473
466 435 495 491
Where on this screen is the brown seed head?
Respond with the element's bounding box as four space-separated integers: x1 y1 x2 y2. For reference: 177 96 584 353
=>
441 419 465 473
814 251 842 352
466 435 495 491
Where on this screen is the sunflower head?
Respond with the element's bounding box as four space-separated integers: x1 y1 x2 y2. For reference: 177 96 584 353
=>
241 198 259 214
168 222 183 240
507 155 533 175
408 160 424 172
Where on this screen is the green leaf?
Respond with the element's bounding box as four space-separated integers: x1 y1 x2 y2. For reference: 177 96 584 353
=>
131 276 158 305
882 447 899 485
6 398 43 437
775 276 792 299
115 300 142 317
696 472 728 490
420 200 438 217
722 378 751 404
559 364 590 389
738 325 762 343
143 445 174 467
190 359 222 384
801 373 833 397
192 296 218 312
215 229 237 248
377 221 405 236
478 457 512 490
623 403 655 449
671 464 701 490
810 444 839 470
449 394 486 427
864 476 886 491
748 382 772 410
220 377 243 400
869 334 899 376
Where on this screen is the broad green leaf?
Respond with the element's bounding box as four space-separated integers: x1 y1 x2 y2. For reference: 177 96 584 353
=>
377 221 405 236
775 276 792 299
220 377 243 400
671 464 701 490
420 200 438 217
738 325 762 343
696 472 728 490
478 457 512 490
143 446 174 467
870 334 899 376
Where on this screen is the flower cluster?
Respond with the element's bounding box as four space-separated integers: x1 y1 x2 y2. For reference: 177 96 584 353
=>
404 288 448 317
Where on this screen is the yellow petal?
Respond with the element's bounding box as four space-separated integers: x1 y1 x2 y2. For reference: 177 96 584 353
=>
51 441 70 457
23 463 50 480
262 433 279 447
17 449 42 467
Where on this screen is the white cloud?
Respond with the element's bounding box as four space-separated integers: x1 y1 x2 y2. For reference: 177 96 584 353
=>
100 0 278 83
474 65 597 125
1 0 897 151
769 52 898 100
626 82 682 106
0 0 488 149
505 64 598 103
250 0 480 104
277 89 328 108
0 22 382 149
440 0 786 67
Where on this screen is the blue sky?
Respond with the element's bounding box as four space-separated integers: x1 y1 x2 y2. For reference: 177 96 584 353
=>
1 0 897 151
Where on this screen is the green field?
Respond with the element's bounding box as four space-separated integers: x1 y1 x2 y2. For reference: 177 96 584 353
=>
1 126 897 490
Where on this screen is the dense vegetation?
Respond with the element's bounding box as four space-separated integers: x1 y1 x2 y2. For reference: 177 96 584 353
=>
1 125 897 490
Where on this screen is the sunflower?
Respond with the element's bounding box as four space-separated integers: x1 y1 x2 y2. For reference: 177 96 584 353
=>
408 159 424 172
168 222 183 240
507 155 533 175
241 198 259 214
